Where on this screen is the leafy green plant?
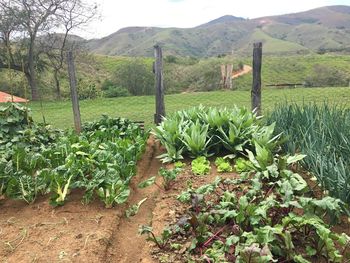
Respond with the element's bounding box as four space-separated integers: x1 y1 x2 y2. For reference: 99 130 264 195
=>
139 225 173 249
234 158 252 173
174 161 185 169
97 181 130 208
191 156 211 175
181 120 212 157
50 173 73 207
159 167 182 190
144 148 350 262
126 198 147 217
0 108 147 208
153 106 281 163
215 157 233 173
138 176 156 188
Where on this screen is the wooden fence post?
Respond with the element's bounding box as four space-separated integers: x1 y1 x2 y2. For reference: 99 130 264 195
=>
251 42 262 116
154 45 165 125
67 50 82 133
226 64 233 90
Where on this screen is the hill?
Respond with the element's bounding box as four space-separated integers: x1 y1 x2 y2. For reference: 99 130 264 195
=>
87 5 350 57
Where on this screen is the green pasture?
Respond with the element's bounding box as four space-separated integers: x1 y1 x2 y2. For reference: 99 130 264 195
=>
28 87 350 128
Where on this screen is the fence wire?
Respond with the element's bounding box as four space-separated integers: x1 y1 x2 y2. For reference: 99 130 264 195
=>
26 86 350 130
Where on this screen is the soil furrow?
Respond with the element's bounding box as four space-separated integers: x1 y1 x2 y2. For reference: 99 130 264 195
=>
105 136 162 263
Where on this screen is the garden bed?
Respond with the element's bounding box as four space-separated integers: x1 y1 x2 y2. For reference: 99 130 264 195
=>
0 137 161 263
1 104 350 262
139 162 350 263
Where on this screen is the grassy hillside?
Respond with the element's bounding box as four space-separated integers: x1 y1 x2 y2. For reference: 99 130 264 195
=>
237 29 309 54
87 5 350 57
1 53 349 102
28 87 350 128
234 54 350 89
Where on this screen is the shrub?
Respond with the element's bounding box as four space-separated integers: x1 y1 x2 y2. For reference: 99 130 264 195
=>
304 64 349 87
104 86 131 98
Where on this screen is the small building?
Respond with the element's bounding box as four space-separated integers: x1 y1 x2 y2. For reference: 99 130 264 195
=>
0 91 28 103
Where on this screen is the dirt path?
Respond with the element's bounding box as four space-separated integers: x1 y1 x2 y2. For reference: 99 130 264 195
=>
105 136 162 263
232 65 252 79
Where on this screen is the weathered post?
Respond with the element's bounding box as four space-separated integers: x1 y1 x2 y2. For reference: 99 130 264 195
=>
226 64 233 90
67 50 82 133
154 45 165 125
251 42 262 116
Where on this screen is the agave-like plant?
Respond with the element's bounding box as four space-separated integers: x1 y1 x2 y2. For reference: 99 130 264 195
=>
181 120 212 157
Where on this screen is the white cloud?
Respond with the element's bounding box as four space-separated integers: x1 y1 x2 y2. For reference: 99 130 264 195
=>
80 0 349 39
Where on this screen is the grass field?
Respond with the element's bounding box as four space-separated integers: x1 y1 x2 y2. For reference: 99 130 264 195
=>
28 87 350 129
234 54 350 89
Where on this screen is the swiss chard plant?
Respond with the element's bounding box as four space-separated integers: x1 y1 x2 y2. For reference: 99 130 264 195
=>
0 104 147 207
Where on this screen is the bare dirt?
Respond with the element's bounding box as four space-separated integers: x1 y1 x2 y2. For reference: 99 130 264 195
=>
0 137 162 263
232 65 252 79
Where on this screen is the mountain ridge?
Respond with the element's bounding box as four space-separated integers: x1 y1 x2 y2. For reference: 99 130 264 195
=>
87 5 350 57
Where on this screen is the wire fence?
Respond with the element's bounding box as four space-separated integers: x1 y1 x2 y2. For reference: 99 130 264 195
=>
27 85 350 130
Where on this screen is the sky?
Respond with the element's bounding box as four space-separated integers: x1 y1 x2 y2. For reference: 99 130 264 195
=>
81 0 350 39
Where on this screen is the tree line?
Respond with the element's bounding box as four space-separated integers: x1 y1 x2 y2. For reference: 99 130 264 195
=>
0 0 97 100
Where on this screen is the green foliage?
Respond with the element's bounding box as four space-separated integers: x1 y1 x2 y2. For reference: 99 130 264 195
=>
147 104 350 261
149 149 350 262
191 156 211 176
101 79 131 98
138 176 156 189
234 158 253 173
153 105 280 162
139 225 173 249
215 157 233 173
77 79 101 99
112 58 154 96
267 104 350 207
125 197 147 217
0 105 147 207
181 121 211 157
174 161 185 169
304 64 349 87
159 167 182 190
97 181 130 208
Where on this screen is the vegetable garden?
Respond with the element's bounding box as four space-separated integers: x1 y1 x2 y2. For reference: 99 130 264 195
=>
0 103 349 262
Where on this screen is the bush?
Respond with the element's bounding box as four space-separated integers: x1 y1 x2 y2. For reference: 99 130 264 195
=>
101 79 131 97
304 64 349 87
77 79 101 99
104 86 130 98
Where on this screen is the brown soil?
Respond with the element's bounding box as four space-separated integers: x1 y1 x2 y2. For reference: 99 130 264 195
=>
0 137 162 263
232 65 252 79
140 161 239 263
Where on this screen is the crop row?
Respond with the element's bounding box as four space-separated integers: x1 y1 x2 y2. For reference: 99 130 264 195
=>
147 105 350 261
267 104 350 208
0 103 147 207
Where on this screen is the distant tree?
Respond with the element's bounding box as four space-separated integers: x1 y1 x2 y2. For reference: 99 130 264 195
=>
0 0 97 100
164 55 177 64
113 59 154 96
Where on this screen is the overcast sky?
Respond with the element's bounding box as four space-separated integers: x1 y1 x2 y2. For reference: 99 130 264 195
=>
81 0 350 39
